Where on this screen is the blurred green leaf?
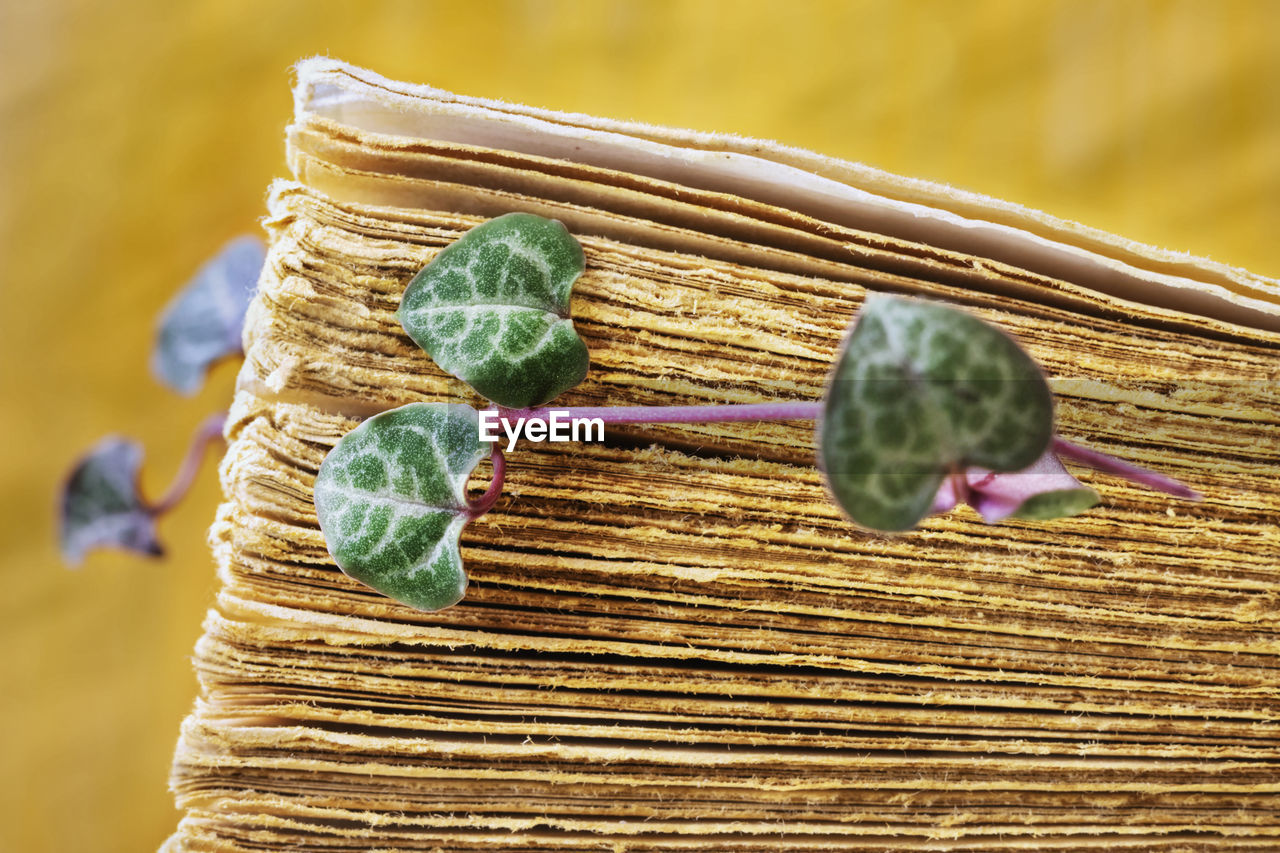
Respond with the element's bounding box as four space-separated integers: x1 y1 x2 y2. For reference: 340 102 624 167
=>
820 295 1054 531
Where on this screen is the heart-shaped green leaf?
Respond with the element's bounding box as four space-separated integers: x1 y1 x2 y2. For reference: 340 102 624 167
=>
397 213 589 409
314 402 490 611
820 294 1054 532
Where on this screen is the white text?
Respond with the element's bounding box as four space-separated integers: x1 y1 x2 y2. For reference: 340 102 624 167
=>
478 410 605 452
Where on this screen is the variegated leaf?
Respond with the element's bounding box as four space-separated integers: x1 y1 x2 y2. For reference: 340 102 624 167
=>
397 213 589 408
314 403 489 611
820 294 1054 531
152 235 264 394
60 438 161 565
931 449 1100 523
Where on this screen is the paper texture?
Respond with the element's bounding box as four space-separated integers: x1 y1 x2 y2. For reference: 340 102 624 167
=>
166 60 1280 851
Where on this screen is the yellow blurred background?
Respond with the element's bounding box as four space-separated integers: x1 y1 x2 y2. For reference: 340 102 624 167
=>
2 1 1277 850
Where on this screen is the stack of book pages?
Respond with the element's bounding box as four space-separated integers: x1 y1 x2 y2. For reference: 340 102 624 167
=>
166 59 1280 851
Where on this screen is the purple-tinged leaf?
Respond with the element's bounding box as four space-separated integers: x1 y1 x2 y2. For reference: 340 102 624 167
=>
59 438 161 566
152 235 265 395
930 449 1100 524
58 415 225 567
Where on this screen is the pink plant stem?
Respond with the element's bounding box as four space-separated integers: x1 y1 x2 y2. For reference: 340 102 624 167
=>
147 413 227 516
470 404 818 521
489 403 1200 502
500 401 825 426
466 445 506 519
1052 436 1202 500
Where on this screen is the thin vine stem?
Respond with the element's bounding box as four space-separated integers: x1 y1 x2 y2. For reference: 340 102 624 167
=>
466 445 506 519
146 413 227 516
487 402 1200 501
498 401 824 426
1052 436 1201 500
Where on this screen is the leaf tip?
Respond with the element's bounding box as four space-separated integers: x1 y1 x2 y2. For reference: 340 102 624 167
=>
314 403 489 612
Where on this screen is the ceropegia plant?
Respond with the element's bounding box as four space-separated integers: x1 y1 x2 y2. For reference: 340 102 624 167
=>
314 213 1198 612
397 212 589 409
313 404 498 611
59 237 264 565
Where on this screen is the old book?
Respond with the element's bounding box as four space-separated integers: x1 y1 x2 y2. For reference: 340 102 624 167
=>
165 58 1280 851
